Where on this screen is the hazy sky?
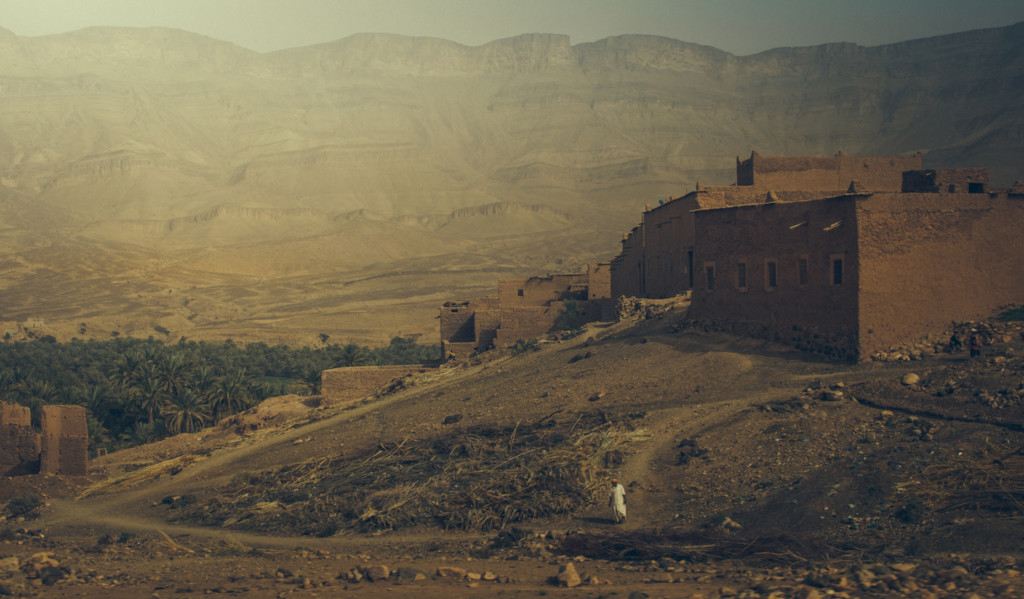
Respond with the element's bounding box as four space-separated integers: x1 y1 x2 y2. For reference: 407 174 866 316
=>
2 0 1023 56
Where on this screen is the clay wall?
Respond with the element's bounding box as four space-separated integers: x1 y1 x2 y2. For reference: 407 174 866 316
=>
0 425 40 476
440 301 476 343
610 186 848 302
498 275 588 308
611 225 645 298
474 308 501 351
321 365 436 406
902 169 991 193
736 151 921 192
644 197 693 299
689 197 861 359
0 401 31 427
40 405 87 475
856 192 1024 357
495 299 606 346
587 263 612 300
496 305 559 347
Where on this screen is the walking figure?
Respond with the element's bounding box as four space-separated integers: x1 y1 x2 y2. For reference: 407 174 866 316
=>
608 478 627 524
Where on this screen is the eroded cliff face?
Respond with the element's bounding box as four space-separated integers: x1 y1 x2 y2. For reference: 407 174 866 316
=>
0 24 1021 344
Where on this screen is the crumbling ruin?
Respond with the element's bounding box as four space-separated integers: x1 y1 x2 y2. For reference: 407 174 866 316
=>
440 263 613 360
0 401 87 476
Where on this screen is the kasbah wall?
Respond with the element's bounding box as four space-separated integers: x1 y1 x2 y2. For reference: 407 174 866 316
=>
856 192 1024 357
440 264 614 361
613 150 1024 361
0 401 87 476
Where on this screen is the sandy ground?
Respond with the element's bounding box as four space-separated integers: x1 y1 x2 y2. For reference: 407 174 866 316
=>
3 302 1023 597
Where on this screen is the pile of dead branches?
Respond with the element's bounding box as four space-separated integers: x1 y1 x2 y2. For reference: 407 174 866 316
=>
907 446 1024 514
174 413 647 536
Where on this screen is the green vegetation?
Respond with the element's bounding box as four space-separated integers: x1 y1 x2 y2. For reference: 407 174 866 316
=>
0 335 438 454
509 338 539 356
555 300 586 339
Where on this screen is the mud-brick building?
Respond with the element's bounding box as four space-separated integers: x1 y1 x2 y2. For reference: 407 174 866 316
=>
0 401 88 476
611 151 923 299
689 187 1023 360
609 150 1022 360
441 263 613 360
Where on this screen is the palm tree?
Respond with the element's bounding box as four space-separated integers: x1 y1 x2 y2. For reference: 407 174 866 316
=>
159 352 193 396
209 368 253 418
191 365 218 397
81 383 114 422
162 388 209 435
131 364 167 425
338 343 369 367
296 363 324 396
113 349 145 389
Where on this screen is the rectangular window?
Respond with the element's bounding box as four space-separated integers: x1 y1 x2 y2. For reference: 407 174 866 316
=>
798 257 809 286
765 260 778 289
831 256 844 286
705 263 716 291
736 261 747 290
517 289 524 297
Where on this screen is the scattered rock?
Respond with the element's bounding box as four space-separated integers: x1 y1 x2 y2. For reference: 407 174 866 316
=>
362 564 390 582
821 389 844 401
442 414 463 425
901 373 921 386
552 563 581 587
396 567 428 581
436 566 467 580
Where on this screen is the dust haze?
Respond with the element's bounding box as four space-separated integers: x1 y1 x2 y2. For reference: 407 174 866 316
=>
1 25 1022 346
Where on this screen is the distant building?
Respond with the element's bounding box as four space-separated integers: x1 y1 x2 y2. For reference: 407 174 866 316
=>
441 263 613 360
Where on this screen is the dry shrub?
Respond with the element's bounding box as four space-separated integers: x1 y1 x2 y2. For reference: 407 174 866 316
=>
174 413 647 535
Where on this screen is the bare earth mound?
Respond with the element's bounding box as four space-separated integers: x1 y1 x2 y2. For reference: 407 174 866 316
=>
3 302 1023 597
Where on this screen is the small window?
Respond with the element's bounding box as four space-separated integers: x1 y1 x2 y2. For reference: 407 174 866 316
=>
798 257 809 286
969 182 984 193
736 261 747 290
765 260 778 289
705 263 716 291
517 289 524 297
831 256 844 286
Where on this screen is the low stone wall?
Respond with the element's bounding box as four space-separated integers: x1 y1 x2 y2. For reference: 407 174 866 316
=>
321 365 436 407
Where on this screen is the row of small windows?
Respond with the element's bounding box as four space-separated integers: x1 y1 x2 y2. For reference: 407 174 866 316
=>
704 256 844 291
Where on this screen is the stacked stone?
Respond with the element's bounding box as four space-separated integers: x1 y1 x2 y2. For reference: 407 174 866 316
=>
0 401 39 476
40 405 88 475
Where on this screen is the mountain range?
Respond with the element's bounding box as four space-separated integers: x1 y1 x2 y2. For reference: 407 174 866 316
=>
0 23 1022 346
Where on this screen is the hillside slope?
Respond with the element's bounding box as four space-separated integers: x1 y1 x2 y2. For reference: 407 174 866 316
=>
14 303 1023 596
1 24 1023 345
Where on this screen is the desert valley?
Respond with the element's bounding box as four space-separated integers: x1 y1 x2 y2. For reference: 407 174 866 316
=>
1 18 1024 598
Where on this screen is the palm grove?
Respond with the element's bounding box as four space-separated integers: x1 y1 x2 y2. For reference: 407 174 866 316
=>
0 336 438 452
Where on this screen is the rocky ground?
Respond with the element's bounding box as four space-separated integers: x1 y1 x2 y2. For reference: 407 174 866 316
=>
1 299 1022 597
